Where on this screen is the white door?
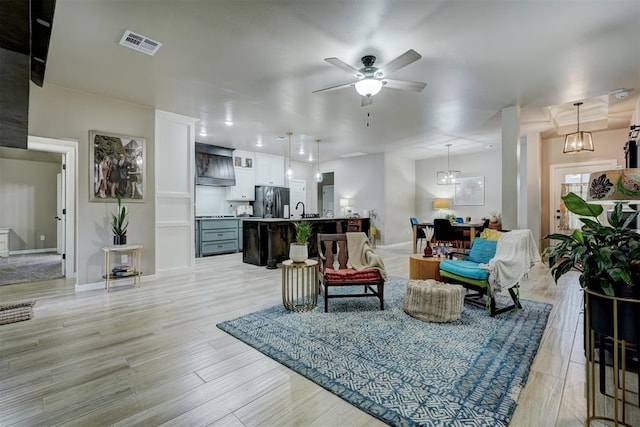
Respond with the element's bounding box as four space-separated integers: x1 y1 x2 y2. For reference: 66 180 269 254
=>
322 185 334 217
289 179 306 217
550 160 617 234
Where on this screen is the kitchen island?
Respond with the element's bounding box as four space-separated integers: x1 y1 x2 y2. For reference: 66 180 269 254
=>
243 217 369 268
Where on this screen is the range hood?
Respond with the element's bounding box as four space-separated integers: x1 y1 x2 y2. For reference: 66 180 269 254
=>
0 0 56 150
195 143 236 186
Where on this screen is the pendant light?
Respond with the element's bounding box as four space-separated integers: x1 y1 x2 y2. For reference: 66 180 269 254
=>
286 131 293 178
437 144 460 185
563 102 594 153
315 139 323 183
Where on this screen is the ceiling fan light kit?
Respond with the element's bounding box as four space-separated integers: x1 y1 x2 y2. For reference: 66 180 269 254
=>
355 79 383 97
437 144 461 185
563 102 595 153
314 49 426 105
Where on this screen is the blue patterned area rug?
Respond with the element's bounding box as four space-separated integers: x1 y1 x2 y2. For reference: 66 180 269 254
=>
217 276 552 426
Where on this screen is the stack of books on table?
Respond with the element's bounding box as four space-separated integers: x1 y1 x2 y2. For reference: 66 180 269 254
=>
112 265 136 277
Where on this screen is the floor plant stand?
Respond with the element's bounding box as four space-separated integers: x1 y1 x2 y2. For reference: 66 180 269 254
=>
585 289 639 426
281 259 318 312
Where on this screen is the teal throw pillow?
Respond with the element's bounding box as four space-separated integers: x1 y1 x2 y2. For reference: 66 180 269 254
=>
467 238 498 264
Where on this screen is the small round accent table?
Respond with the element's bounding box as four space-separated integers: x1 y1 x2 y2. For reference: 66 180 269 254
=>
281 259 319 312
409 254 443 282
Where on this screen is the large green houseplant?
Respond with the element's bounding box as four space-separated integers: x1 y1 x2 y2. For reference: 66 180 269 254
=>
545 191 640 342
111 194 128 245
545 192 640 296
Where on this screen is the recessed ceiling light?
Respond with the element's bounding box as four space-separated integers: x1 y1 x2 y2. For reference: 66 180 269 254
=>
256 136 263 147
199 131 207 137
224 120 234 126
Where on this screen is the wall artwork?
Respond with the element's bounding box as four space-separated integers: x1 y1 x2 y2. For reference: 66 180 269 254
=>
89 130 145 202
454 176 485 206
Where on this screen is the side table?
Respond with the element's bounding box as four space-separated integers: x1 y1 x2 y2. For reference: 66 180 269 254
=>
102 244 143 292
281 259 318 311
409 254 443 282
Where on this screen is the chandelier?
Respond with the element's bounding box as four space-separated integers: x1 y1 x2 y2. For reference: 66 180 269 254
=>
563 102 594 153
437 144 461 185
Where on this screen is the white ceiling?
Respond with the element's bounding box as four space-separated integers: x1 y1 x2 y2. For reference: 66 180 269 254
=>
44 0 640 162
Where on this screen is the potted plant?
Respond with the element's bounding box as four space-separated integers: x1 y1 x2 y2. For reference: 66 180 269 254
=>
290 220 311 262
111 194 128 245
545 191 640 342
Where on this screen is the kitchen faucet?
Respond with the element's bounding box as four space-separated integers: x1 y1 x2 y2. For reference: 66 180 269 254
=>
295 201 305 217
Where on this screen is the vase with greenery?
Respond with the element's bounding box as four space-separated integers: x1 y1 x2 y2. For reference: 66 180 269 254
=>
290 220 311 262
545 191 639 341
111 194 128 245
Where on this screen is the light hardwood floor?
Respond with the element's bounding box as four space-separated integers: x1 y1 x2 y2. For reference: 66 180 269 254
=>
0 243 638 426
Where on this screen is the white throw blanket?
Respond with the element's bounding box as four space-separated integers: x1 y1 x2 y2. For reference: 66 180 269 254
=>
346 232 388 280
483 229 541 296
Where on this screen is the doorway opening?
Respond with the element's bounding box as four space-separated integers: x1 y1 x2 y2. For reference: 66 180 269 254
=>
0 136 77 286
549 159 617 236
318 172 334 217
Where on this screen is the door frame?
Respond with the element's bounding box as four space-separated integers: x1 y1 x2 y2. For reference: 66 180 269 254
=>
549 159 617 234
28 136 77 279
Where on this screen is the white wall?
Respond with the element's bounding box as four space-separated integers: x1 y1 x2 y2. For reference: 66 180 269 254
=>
415 149 503 223
29 84 155 285
383 152 415 245
0 157 59 251
322 153 385 238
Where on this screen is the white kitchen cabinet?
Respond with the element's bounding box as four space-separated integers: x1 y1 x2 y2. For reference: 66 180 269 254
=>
255 153 285 186
226 167 255 201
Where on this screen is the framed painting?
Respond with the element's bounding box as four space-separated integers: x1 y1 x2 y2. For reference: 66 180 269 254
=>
454 176 485 206
89 130 146 202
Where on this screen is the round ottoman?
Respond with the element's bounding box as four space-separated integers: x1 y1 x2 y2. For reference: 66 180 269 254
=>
403 279 465 322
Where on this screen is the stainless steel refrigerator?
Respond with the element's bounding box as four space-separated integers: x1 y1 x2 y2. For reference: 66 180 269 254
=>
253 186 290 218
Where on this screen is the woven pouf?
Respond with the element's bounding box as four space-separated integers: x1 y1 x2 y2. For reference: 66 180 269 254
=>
403 279 465 322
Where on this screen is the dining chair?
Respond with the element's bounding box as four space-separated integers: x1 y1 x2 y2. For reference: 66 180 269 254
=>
410 217 427 251
433 218 464 249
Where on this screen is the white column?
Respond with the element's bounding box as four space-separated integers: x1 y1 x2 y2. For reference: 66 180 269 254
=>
501 106 520 229
155 110 198 276
525 132 542 245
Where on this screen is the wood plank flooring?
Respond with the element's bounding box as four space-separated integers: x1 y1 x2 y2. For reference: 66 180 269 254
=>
1 243 638 426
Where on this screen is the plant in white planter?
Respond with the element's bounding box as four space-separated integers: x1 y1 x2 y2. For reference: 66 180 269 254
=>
111 194 128 245
290 220 311 262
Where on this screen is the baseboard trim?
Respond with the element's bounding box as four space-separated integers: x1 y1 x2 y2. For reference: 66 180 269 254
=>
9 248 59 255
75 274 156 292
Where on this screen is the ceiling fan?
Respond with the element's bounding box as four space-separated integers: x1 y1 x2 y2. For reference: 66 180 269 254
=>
313 49 427 106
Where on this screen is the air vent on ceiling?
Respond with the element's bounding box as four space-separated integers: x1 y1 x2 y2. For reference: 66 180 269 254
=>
119 30 162 56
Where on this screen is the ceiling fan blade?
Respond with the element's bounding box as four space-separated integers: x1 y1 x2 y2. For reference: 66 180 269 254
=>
361 96 373 107
377 49 422 77
312 82 354 94
325 57 364 77
383 79 427 92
